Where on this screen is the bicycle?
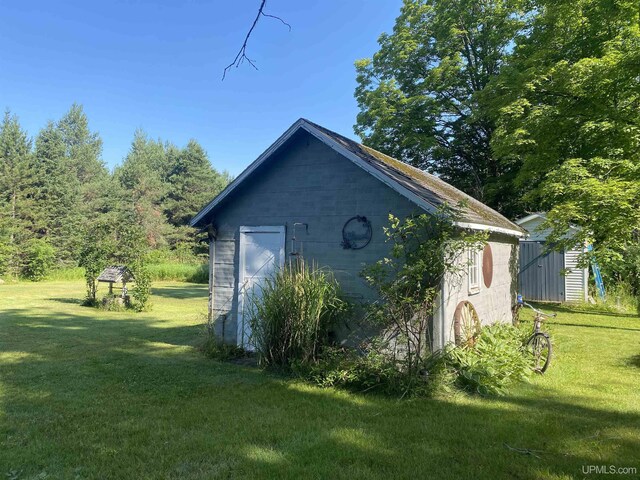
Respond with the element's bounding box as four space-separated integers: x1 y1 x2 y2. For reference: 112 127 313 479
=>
518 301 556 373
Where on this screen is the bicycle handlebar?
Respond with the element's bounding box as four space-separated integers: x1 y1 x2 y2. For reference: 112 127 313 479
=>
523 302 557 318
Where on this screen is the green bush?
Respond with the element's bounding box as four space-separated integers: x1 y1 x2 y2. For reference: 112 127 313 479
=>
297 323 532 398
435 323 533 396
21 238 56 281
293 346 427 397
248 259 348 367
198 336 246 361
361 208 487 380
131 263 152 311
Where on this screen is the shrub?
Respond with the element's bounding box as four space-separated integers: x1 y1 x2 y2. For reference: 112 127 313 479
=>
21 238 56 281
198 336 246 361
78 221 114 304
198 314 246 360
247 259 348 367
293 346 428 397
130 262 152 311
297 323 532 398
434 323 533 396
361 206 487 378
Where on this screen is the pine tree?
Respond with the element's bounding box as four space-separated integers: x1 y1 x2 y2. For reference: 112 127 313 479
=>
115 130 171 249
33 121 82 264
165 139 231 227
0 111 36 276
57 104 108 222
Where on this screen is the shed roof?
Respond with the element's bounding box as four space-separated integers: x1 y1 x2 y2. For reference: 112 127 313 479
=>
97 266 134 283
191 119 524 237
515 212 581 238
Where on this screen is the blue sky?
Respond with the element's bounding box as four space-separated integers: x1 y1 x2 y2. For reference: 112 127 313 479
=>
0 0 402 175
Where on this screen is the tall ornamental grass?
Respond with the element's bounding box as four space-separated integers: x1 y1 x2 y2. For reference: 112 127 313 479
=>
248 259 347 367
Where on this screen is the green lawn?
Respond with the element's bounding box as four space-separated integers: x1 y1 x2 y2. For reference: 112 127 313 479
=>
1 281 639 480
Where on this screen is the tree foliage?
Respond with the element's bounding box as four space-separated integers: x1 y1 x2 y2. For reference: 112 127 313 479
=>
356 0 640 283
0 105 230 281
355 0 527 215
488 0 640 271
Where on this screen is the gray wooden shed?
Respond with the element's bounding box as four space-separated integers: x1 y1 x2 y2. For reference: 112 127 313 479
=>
515 213 588 302
192 119 525 351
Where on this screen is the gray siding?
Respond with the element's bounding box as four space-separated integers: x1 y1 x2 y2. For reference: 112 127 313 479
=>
517 214 589 303
519 241 565 302
209 132 419 345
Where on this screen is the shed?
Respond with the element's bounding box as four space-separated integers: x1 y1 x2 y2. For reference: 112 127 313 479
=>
191 119 525 351
515 213 588 302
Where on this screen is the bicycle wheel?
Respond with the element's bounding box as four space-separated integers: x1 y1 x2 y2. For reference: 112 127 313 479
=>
526 333 552 373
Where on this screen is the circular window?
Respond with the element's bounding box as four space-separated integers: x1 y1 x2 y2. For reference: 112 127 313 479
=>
453 301 481 347
482 244 493 288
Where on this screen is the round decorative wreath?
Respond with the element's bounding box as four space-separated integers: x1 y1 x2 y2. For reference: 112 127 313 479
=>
341 216 372 250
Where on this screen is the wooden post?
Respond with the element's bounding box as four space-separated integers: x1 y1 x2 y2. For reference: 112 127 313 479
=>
109 282 113 295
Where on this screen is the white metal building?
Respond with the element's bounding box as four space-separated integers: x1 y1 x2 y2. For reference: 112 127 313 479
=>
515 213 589 303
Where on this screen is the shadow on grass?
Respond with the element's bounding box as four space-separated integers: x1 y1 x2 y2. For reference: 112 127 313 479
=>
152 285 209 299
553 322 640 333
47 297 83 305
626 354 640 368
535 303 639 319
1 292 639 479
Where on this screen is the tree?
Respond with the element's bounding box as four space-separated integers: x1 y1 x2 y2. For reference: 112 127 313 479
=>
165 140 231 227
489 0 640 271
57 104 106 185
115 130 171 249
57 104 108 222
354 0 527 215
32 121 82 264
0 111 35 276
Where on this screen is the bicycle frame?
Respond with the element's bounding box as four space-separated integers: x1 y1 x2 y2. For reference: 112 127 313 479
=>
523 301 556 334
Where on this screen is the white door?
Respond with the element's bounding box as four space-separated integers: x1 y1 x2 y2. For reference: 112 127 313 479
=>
237 226 286 349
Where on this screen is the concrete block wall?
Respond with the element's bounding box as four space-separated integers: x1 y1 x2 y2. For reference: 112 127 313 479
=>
206 130 519 349
209 131 419 345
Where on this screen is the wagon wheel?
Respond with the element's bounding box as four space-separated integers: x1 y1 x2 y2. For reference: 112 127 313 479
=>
454 301 481 347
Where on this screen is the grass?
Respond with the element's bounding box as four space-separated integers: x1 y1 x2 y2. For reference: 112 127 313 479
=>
42 263 208 284
1 282 639 479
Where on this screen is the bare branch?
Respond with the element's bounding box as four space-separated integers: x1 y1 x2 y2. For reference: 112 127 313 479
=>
222 0 290 80
261 11 291 31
